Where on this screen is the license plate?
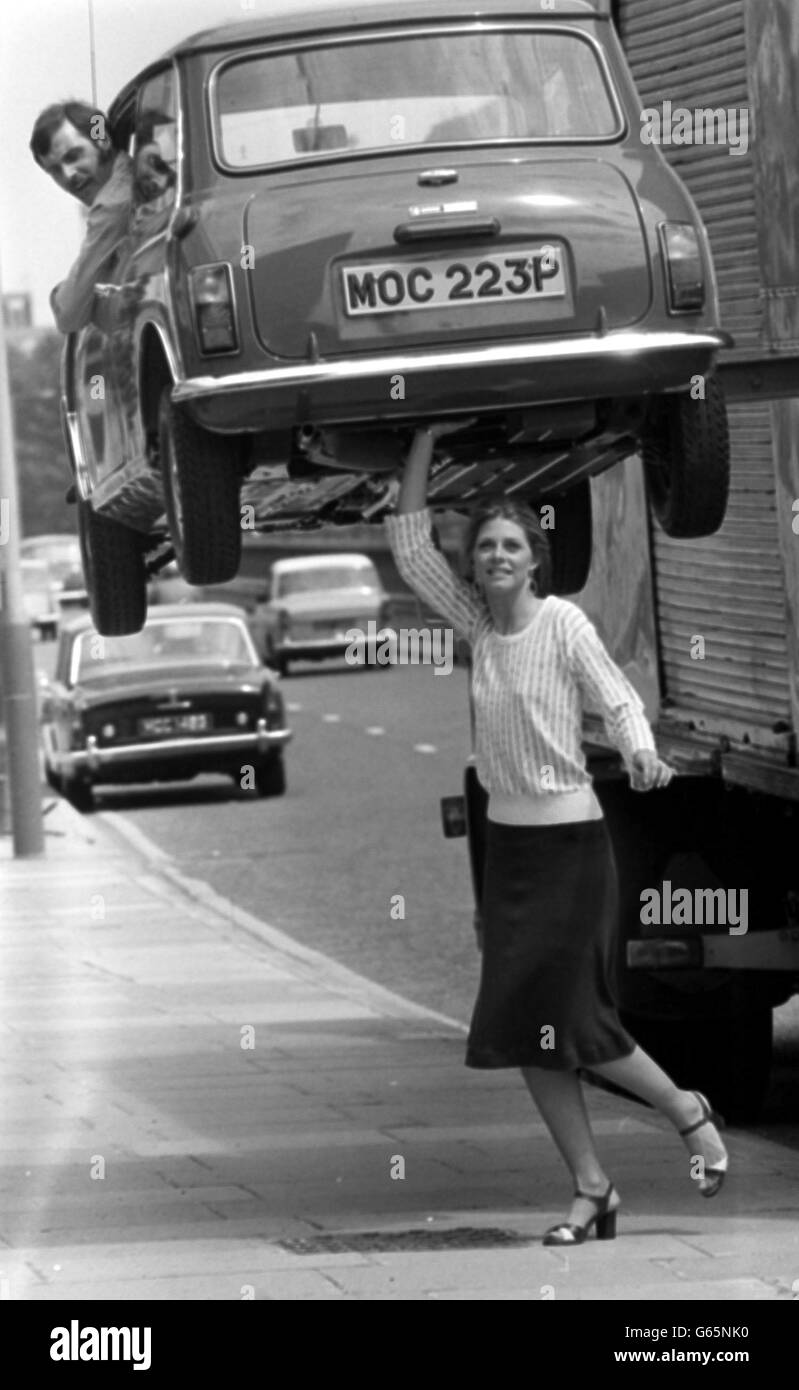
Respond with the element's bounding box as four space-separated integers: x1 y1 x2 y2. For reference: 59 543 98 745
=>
342 244 566 317
138 712 211 736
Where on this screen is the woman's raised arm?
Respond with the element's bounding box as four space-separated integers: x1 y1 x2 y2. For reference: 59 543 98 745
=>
386 424 483 642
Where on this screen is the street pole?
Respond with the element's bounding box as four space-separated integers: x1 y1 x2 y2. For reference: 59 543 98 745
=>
0 251 46 856
88 0 98 109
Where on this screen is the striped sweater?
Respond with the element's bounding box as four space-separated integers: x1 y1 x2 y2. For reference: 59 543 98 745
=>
385 508 656 801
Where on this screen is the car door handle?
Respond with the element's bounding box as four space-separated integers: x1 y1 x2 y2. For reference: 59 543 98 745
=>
393 216 501 244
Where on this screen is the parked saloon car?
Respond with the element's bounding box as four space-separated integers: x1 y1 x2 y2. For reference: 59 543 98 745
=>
62 0 730 637
250 552 392 674
20 534 88 625
40 603 292 811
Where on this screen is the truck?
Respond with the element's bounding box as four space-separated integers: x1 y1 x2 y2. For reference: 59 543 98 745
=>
455 0 799 1123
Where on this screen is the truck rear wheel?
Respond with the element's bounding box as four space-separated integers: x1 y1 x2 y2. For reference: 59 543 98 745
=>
158 388 243 585
78 500 147 636
621 1007 772 1124
642 374 730 538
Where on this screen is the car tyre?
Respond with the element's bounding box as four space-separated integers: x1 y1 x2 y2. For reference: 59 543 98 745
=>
265 641 289 677
546 480 592 595
45 765 62 794
63 778 95 814
254 752 286 798
642 374 730 538
78 500 147 636
158 387 243 585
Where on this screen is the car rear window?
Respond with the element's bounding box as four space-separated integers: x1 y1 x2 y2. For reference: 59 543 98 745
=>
72 618 254 682
275 565 380 597
212 27 620 169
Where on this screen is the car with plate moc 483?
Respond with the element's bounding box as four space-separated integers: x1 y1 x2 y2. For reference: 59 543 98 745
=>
61 0 731 638
250 552 392 675
40 603 292 812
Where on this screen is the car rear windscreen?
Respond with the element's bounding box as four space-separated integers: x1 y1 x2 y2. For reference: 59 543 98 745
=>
72 619 254 681
277 566 380 597
213 27 620 169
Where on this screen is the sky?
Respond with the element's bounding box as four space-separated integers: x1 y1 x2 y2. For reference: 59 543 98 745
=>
0 0 363 324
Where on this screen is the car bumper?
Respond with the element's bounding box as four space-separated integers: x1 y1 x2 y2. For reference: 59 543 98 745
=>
279 636 354 662
173 329 731 432
54 723 292 778
275 621 397 663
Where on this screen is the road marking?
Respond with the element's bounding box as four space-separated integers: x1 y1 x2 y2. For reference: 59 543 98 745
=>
322 713 341 723
413 743 437 754
365 726 385 736
285 702 303 713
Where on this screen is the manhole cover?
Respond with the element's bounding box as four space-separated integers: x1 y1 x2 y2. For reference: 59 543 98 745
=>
278 1227 533 1254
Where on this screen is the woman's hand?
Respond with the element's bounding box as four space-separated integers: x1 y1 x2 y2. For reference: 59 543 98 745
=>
629 749 675 792
398 418 478 513
419 417 478 444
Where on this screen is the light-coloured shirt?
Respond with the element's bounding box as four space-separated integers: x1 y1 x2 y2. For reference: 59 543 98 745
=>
50 152 134 334
385 508 656 820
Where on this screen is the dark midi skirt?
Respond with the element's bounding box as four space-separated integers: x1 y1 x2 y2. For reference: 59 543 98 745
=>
465 817 636 1071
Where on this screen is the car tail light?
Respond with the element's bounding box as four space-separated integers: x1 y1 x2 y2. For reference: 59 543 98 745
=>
70 716 86 748
660 223 705 312
189 263 238 353
263 685 284 726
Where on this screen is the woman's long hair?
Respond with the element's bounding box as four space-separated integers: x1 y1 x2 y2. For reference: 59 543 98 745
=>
462 500 552 597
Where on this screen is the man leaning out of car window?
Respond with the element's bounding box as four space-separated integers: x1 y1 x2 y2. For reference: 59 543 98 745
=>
29 99 134 335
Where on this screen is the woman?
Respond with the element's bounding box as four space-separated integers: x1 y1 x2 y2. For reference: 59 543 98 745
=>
385 422 729 1245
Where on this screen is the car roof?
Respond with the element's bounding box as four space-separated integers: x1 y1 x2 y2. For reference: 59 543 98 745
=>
272 553 376 572
111 0 604 123
60 602 249 636
144 0 602 66
20 534 79 549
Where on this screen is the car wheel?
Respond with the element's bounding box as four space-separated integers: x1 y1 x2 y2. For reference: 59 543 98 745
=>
254 752 287 798
63 778 95 814
45 765 62 793
78 500 147 636
158 387 243 585
546 480 592 595
642 374 730 538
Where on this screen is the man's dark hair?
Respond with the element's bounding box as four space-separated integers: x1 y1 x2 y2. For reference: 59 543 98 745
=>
29 101 114 166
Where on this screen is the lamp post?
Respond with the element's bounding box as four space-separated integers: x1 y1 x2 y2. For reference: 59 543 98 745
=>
0 253 46 856
88 0 98 108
